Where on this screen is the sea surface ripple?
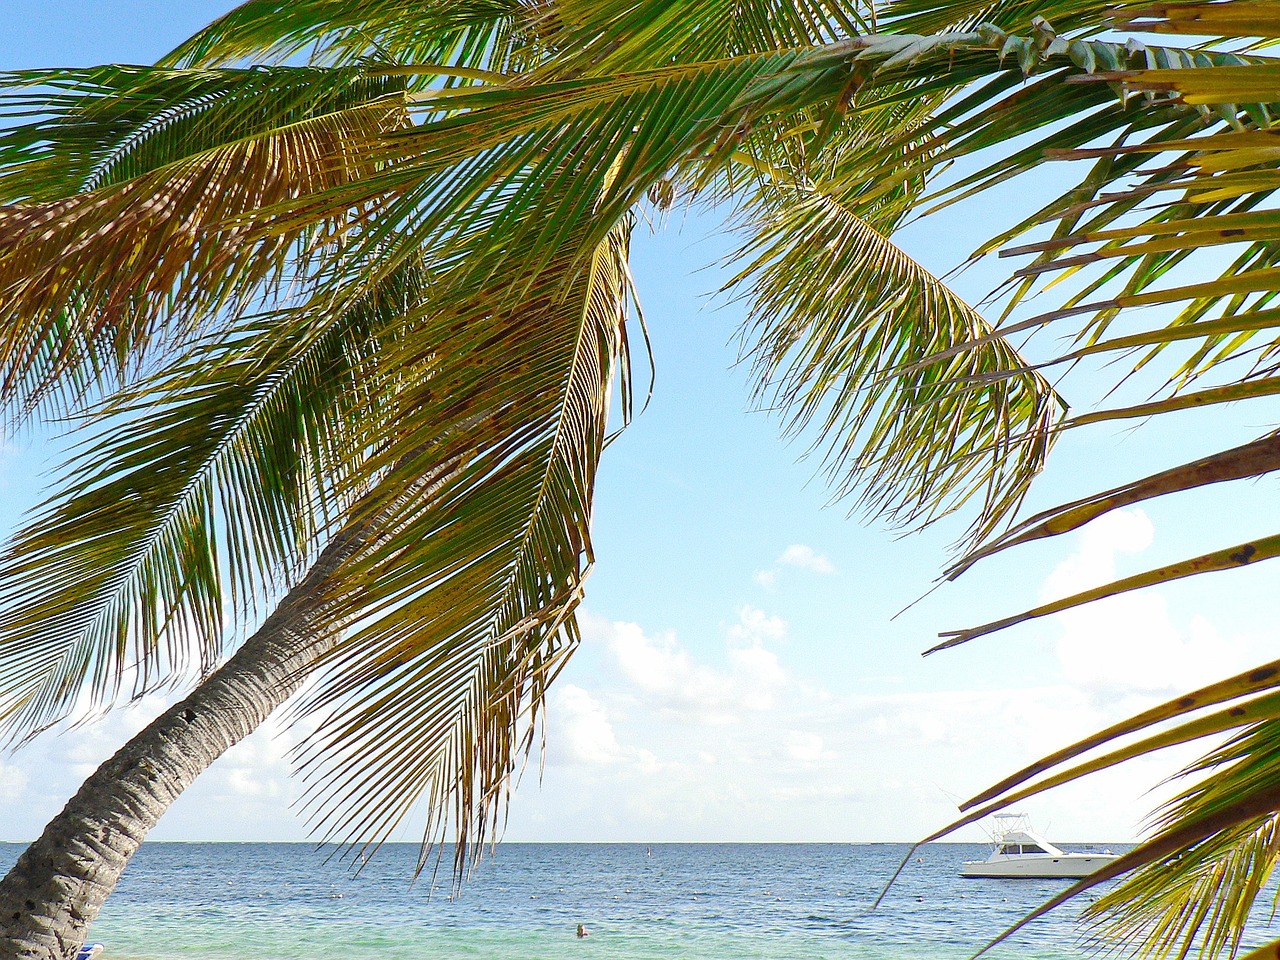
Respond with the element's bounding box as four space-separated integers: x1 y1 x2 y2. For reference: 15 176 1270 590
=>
2 841 1275 959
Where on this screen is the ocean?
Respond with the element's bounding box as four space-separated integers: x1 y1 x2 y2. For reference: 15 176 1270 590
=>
0 842 1272 959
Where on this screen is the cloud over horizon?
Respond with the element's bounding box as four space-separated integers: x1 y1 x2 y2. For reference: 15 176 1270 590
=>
513 511 1268 843
1044 509 1250 698
1 507 1266 846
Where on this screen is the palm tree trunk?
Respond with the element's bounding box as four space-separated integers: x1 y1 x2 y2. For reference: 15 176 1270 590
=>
0 444 452 960
0 565 344 960
0 432 460 959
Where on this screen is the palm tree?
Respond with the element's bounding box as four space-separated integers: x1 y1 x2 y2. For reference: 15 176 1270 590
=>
0 4 1072 956
0 0 1273 957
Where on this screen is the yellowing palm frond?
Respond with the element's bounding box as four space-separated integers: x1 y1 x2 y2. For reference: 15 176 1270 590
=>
0 69 412 421
0 262 419 737
906 7 1280 955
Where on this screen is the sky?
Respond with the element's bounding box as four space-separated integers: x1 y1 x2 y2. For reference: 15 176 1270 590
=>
0 0 1277 847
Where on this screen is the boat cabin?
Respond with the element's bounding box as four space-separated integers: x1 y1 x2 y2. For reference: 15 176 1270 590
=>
986 819 1069 858
995 842 1049 855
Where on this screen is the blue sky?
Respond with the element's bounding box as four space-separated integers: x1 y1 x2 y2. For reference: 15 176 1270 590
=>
0 1 1277 846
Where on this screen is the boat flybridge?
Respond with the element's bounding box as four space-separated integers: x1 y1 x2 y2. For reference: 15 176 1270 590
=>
960 813 1118 879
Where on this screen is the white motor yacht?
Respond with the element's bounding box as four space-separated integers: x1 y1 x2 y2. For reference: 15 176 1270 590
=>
960 814 1118 878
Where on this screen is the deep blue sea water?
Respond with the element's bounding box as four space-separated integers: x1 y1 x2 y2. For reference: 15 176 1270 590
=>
1 842 1276 960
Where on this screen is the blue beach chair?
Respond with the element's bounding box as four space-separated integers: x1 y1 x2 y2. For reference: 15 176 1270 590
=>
76 943 103 960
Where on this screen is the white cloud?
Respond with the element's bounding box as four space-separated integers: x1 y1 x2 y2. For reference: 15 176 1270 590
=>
754 544 835 589
607 621 696 696
636 749 661 775
601 609 790 721
1045 509 1249 696
785 731 832 764
1043 508 1154 599
0 682 321 842
508 640 1188 842
204 717 295 799
0 763 27 801
548 684 624 766
506 573 1250 844
727 606 788 645
778 544 836 575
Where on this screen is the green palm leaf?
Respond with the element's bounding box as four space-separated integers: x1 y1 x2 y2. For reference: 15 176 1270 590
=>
727 181 1061 543
164 0 531 73
286 220 635 866
0 64 411 203
0 263 417 736
1083 812 1280 960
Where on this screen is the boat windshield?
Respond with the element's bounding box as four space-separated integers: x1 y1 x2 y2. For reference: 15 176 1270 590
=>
997 843 1050 855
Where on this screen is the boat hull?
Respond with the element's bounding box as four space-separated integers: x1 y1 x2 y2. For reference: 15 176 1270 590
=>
960 854 1118 879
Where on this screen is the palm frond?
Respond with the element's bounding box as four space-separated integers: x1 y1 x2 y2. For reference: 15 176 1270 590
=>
1084 812 1280 960
965 788 1280 958
1120 0 1280 37
164 0 531 73
286 220 635 869
881 0 1148 41
307 29 1161 542
936 5 1280 611
946 434 1280 579
937 716 1280 957
1064 722 1280 960
0 262 422 738
0 64 410 203
858 26 1280 947
934 532 1280 651
727 180 1062 544
0 94 408 421
522 0 874 75
889 661 1280 864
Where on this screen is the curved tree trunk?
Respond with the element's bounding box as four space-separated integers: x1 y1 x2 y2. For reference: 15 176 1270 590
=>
0 445 447 960
0 568 344 960
0 432 458 959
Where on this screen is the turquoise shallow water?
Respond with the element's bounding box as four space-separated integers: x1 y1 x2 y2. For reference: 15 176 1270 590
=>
0 841 1272 959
